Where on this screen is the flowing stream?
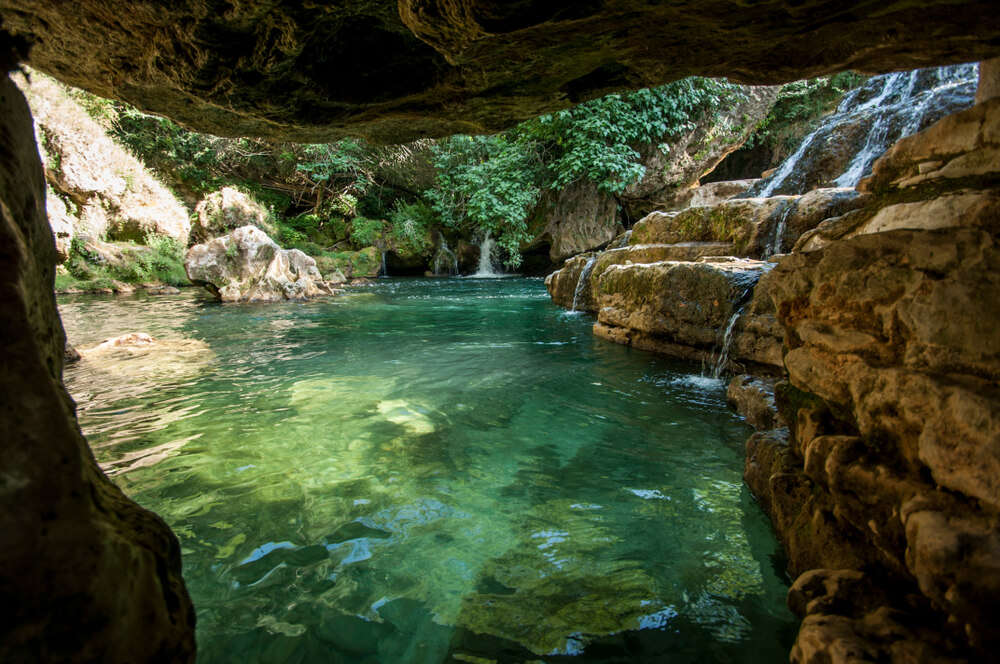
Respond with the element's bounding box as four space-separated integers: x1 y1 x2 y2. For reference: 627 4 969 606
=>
60 279 795 663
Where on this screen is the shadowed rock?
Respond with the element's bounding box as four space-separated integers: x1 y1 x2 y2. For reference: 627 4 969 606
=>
1 1 999 142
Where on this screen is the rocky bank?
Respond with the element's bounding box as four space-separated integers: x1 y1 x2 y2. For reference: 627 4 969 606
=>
546 62 1000 661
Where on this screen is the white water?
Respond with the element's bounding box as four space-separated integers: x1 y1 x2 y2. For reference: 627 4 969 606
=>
433 238 459 276
570 256 599 312
471 232 505 278
765 201 797 257
711 309 743 379
757 64 978 196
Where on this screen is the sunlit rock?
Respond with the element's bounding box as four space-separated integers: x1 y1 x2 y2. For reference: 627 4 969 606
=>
191 187 276 246
185 225 339 302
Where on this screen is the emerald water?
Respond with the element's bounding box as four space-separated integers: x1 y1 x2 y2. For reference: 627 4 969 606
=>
59 278 795 663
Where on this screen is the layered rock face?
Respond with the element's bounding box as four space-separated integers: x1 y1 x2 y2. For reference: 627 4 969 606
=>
546 63 1000 661
15 69 190 247
546 187 863 372
2 1 998 142
185 225 339 302
0 74 195 661
743 84 1000 662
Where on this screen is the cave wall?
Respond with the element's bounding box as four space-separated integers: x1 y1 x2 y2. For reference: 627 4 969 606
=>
0 72 195 661
2 1 1000 142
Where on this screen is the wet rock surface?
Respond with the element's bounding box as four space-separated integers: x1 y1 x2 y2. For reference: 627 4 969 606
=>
593 258 771 361
0 74 195 662
2 2 998 142
185 225 339 302
746 92 1000 659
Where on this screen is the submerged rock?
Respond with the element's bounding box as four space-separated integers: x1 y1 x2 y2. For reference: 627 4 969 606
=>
185 225 339 302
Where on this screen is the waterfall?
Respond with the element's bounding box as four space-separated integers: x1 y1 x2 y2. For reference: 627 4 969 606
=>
766 200 797 257
472 232 503 277
433 237 459 276
380 250 388 277
753 63 978 197
570 256 599 312
711 308 743 379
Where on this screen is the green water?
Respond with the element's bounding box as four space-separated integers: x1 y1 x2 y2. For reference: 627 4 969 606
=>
60 277 795 663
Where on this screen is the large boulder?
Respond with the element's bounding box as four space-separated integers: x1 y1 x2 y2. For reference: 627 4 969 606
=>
545 242 735 312
0 74 195 661
191 187 275 245
15 69 190 245
185 225 337 302
3 2 999 142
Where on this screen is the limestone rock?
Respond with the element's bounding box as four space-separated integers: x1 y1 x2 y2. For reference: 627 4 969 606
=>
686 179 760 209
15 69 190 245
594 258 772 360
731 266 785 370
787 569 969 664
753 91 1000 658
727 375 782 430
191 187 275 246
546 243 736 313
619 86 779 217
525 180 621 263
4 2 999 142
45 186 74 261
0 74 194 662
185 225 337 302
630 197 798 257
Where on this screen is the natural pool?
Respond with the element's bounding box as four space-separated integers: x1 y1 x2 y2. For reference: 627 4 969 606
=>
60 277 795 663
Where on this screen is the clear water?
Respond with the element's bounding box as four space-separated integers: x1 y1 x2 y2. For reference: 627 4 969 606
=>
59 278 795 664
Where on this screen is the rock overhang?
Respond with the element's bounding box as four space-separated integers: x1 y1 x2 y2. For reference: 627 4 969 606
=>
1 0 999 143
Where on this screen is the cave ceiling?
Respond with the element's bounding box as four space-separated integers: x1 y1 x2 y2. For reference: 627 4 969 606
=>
1 0 999 142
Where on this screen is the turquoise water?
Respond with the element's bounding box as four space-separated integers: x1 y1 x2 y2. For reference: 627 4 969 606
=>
59 278 795 663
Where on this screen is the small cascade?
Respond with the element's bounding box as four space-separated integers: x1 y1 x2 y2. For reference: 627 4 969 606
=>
380 250 388 277
753 63 978 197
432 237 459 276
472 232 503 277
765 200 797 257
711 308 743 379
570 256 599 312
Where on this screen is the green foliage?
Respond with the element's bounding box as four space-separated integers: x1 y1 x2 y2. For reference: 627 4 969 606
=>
349 216 384 248
426 134 543 267
387 200 434 257
60 234 189 290
745 71 868 151
523 78 746 194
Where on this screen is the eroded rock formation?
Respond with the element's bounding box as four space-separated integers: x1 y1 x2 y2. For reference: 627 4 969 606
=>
0 73 195 661
2 1 999 142
744 88 1000 661
185 225 340 302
